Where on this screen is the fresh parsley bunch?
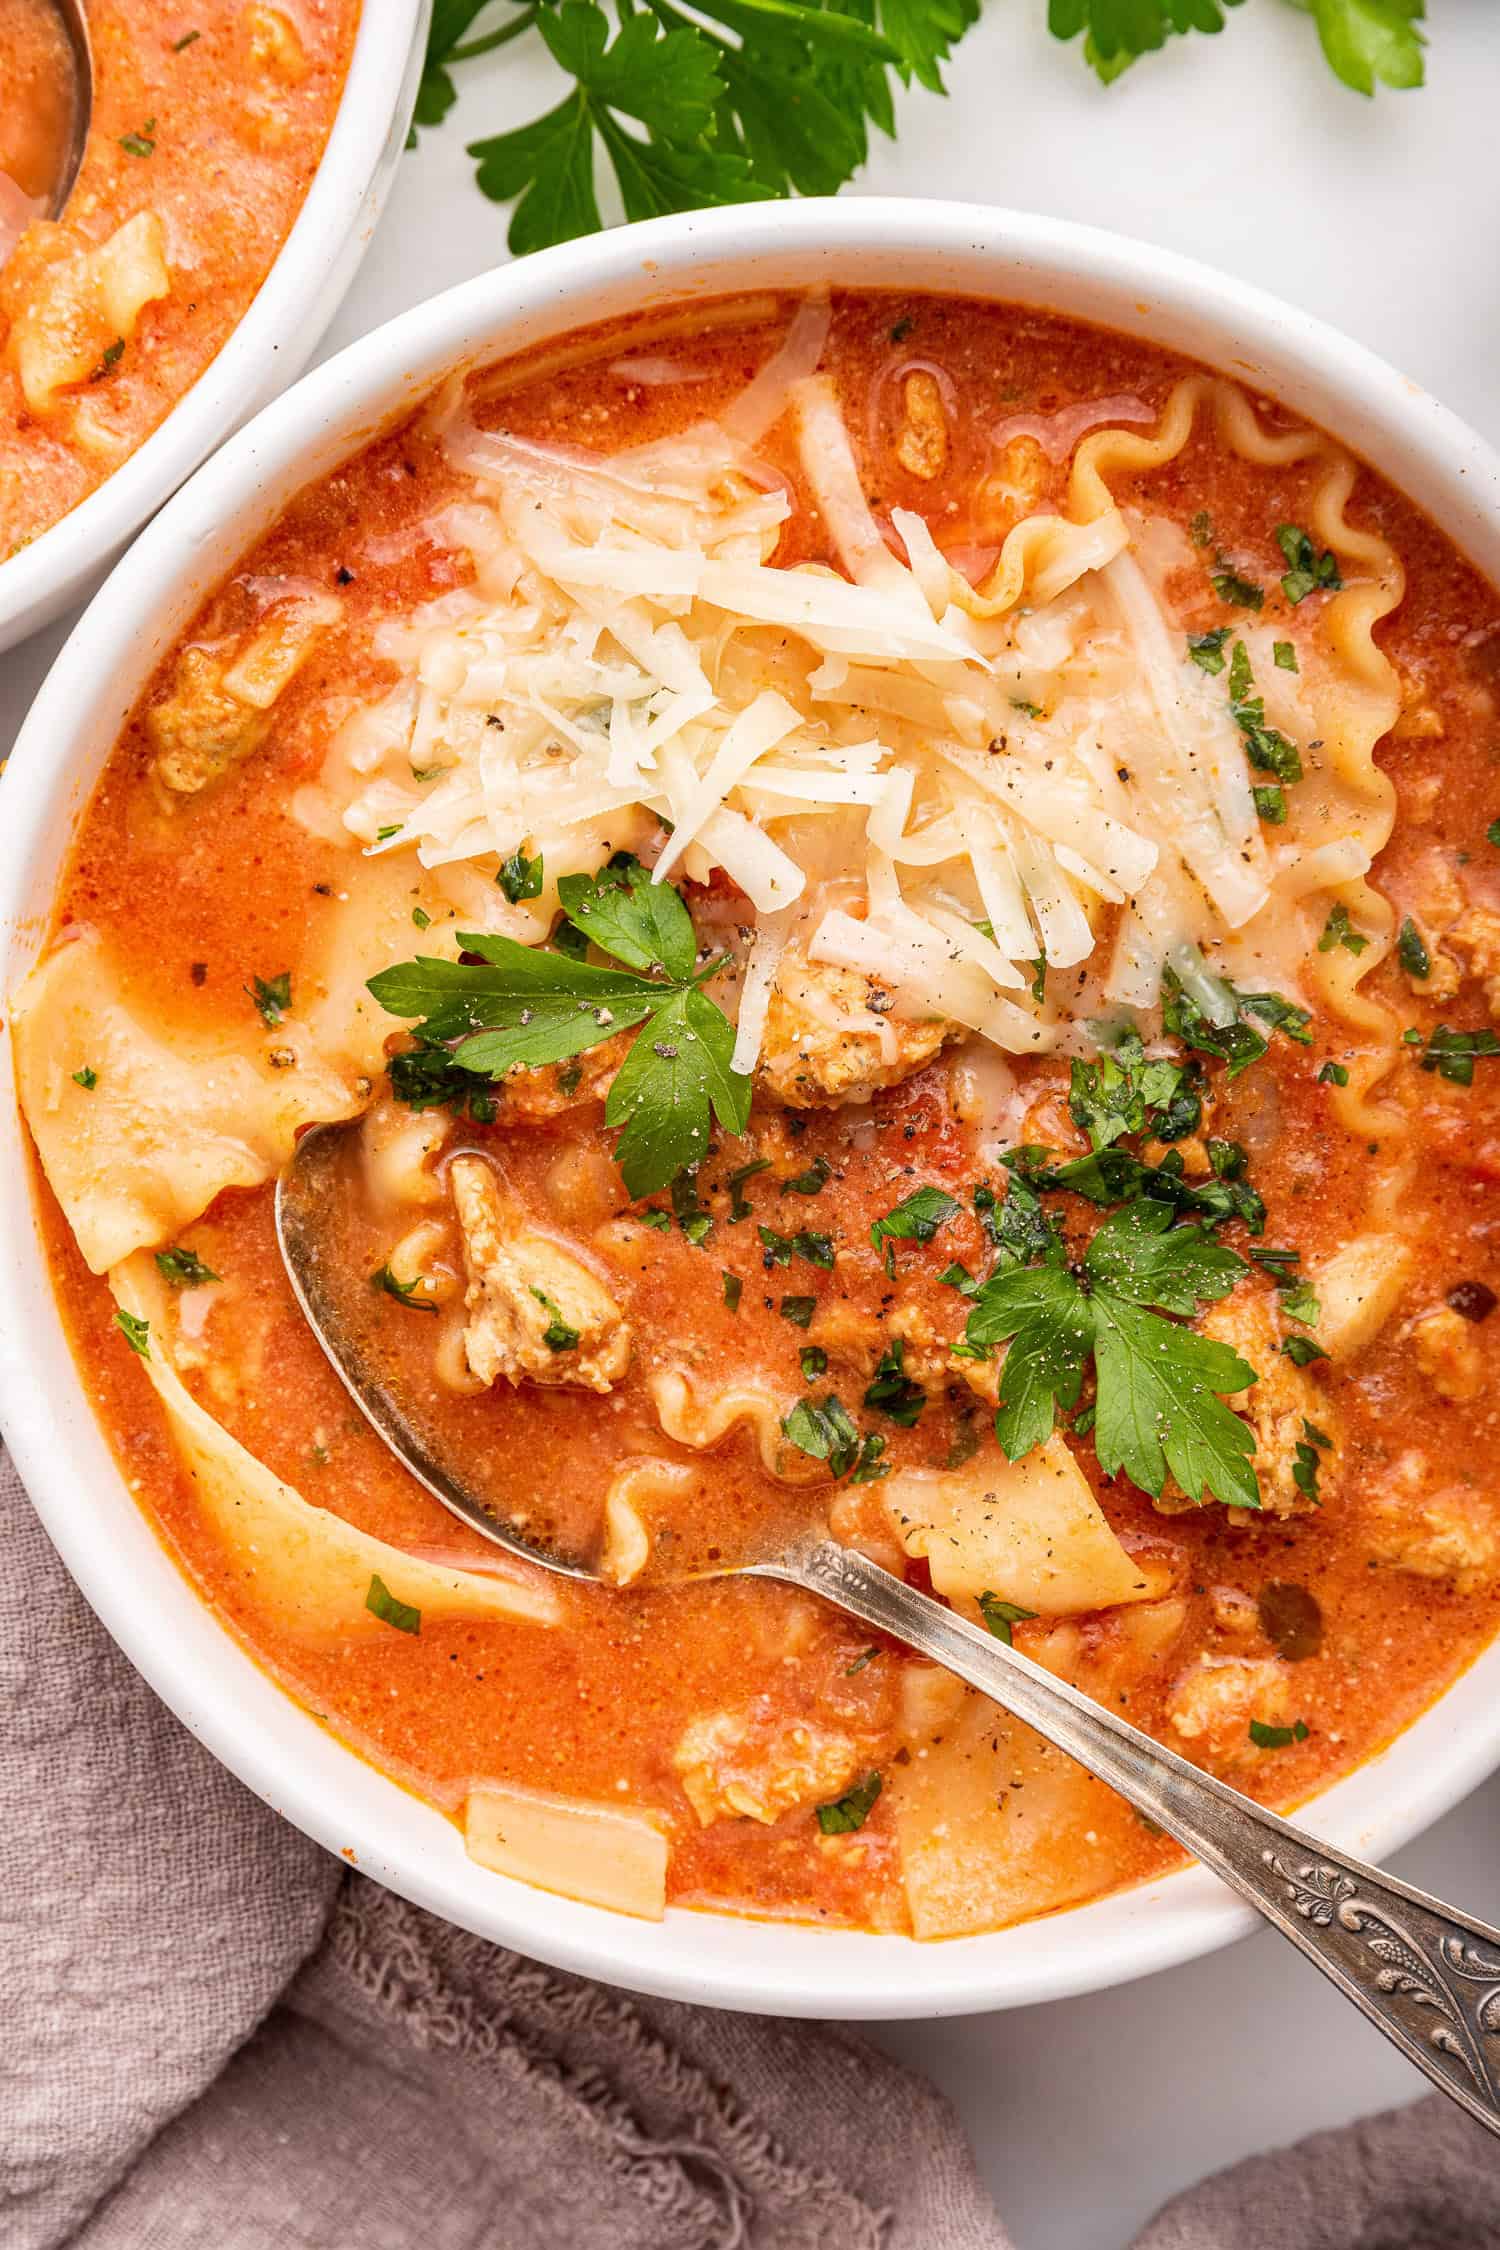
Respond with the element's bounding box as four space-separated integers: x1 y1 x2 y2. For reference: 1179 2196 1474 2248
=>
414 0 1428 254
366 859 751 1196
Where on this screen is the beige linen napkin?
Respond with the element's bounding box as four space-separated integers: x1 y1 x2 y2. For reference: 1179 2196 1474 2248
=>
7 1444 1499 2249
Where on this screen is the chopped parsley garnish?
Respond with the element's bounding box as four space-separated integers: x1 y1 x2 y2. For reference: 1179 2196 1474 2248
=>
1211 564 1263 611
530 1287 580 1351
412 906 432 930
114 1309 151 1357
844 1645 881 1674
962 1198 1260 1510
90 338 125 382
1189 510 1214 549
1249 1246 1300 1276
1068 1032 1201 1151
71 1065 98 1090
1027 954 1047 1005
863 1339 926 1427
976 1591 1037 1645
368 861 750 1197
1276 524 1342 605
759 1225 834 1270
365 1573 421 1635
1253 784 1287 824
247 971 292 1026
1489 821 1500 848
1187 627 1229 675
1291 1417 1332 1499
779 1294 817 1328
376 823 404 843
1278 1276 1320 1327
384 1035 499 1123
1397 917 1431 979
119 120 157 157
1249 1717 1309 1750
670 1169 713 1245
498 847 544 902
371 1262 438 1313
782 1155 832 1196
1273 641 1298 672
1318 1060 1350 1086
1410 1024 1500 1087
816 1770 882 1835
727 1156 771 1219
800 1344 829 1380
1229 639 1302 784
782 1395 888 1482
722 1270 742 1313
1319 903 1369 957
1161 964 1309 1077
1282 1334 1329 1367
637 1207 672 1231
1240 990 1313 1043
154 1246 220 1287
1006 1136 1265 1240
869 1186 960 1275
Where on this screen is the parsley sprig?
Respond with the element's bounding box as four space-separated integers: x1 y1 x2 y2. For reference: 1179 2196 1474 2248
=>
367 860 750 1196
415 0 1429 253
963 1198 1260 1511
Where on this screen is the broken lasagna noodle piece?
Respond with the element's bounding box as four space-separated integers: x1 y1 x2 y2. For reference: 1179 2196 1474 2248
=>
15 287 1500 1936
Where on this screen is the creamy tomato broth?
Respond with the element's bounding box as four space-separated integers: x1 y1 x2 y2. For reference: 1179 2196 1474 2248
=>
18 291 1500 1937
0 0 359 556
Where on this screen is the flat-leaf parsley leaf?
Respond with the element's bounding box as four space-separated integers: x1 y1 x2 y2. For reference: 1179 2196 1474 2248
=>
368 862 750 1198
963 1198 1260 1509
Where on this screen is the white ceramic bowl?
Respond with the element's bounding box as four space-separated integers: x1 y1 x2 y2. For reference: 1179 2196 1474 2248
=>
5 199 1500 2020
0 0 430 653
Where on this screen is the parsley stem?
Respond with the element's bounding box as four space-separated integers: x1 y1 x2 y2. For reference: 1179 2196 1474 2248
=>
452 5 539 60
640 0 733 54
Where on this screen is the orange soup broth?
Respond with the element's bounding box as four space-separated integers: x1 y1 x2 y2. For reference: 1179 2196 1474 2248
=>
33 290 1500 1932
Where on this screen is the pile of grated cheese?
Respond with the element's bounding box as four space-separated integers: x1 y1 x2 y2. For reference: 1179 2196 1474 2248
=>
327 299 1349 1073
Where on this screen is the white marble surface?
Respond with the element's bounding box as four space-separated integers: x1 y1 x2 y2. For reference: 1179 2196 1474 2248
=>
5 5 1500 2242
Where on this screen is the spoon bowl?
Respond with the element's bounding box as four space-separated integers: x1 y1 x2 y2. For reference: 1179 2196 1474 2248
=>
0 0 92 261
277 1119 600 1582
278 1110 1500 2134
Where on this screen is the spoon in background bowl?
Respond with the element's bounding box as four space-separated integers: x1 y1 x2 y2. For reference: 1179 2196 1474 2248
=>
279 1115 1500 2135
0 0 92 266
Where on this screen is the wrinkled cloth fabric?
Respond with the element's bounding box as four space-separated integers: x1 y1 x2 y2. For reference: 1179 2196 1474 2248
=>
2 1451 1005 2250
7 1442 1498 2250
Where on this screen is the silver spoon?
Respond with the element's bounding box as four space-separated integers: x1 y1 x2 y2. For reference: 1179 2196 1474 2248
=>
279 1118 1500 2133
1 0 93 254
48 0 91 214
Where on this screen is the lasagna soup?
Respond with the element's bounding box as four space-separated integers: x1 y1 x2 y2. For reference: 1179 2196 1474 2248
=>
0 0 359 559
17 290 1500 1936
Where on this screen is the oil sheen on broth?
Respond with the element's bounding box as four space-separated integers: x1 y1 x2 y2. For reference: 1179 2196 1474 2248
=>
17 289 1500 1938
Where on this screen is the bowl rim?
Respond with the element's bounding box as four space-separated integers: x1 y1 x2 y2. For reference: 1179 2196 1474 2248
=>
0 0 430 651
6 194 1500 2020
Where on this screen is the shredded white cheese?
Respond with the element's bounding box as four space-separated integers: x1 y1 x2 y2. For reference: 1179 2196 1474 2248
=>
324 318 1306 1073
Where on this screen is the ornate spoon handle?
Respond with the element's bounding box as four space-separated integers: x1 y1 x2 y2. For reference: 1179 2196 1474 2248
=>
771 1539 1500 2135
